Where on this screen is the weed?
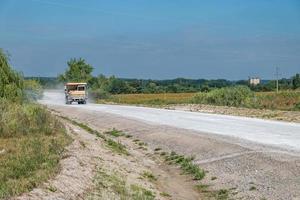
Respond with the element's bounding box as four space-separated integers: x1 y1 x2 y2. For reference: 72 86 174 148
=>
87 168 155 200
211 176 217 180
131 185 155 200
142 171 157 182
105 128 124 137
48 185 57 192
154 147 162 151
195 184 210 193
160 192 171 197
106 139 129 155
164 152 205 180
214 189 229 200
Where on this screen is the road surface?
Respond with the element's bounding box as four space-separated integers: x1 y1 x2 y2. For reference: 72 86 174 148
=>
41 90 300 152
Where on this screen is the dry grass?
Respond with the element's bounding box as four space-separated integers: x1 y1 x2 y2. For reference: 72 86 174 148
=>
0 103 71 199
255 91 300 110
101 93 195 105
98 91 300 111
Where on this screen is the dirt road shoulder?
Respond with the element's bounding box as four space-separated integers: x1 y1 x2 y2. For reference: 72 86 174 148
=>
45 105 300 200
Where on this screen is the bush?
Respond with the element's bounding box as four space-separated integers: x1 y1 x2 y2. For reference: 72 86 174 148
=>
89 88 110 99
192 86 254 107
0 100 62 138
24 79 43 100
0 49 24 102
254 91 300 110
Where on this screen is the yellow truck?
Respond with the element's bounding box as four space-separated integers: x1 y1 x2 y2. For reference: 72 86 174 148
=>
64 82 88 104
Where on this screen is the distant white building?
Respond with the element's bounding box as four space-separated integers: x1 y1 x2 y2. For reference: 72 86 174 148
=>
249 77 260 86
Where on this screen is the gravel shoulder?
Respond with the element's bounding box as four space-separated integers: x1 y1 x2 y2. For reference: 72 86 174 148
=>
44 104 300 200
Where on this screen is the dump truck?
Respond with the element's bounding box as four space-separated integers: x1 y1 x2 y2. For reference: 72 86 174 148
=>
64 82 88 104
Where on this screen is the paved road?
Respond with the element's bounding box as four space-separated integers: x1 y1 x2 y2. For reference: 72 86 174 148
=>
41 91 300 151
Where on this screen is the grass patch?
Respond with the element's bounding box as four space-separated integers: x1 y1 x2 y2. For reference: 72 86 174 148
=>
0 102 71 199
160 192 171 197
195 185 231 200
48 185 57 192
164 151 205 180
213 189 229 200
142 171 157 182
106 139 129 155
131 185 155 200
61 116 129 155
105 128 124 137
195 184 210 193
87 168 155 200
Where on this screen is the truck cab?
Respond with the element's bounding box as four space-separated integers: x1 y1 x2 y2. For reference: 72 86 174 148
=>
64 82 88 104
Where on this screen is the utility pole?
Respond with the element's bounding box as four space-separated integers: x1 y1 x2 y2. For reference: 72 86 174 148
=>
275 67 280 93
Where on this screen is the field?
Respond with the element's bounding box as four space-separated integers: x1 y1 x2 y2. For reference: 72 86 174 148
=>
101 93 195 105
100 90 300 111
255 91 300 110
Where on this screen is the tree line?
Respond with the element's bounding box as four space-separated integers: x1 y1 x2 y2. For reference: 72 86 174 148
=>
29 58 300 97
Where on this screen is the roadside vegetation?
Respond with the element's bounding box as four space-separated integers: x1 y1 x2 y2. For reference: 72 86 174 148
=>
0 49 71 198
192 86 300 111
87 168 155 200
98 88 300 111
164 151 205 180
61 116 129 155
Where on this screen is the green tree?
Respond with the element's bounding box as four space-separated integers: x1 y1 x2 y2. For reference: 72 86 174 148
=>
58 58 93 83
292 73 300 89
107 76 133 94
0 49 24 102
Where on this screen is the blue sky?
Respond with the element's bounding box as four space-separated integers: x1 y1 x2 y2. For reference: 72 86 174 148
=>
0 0 299 79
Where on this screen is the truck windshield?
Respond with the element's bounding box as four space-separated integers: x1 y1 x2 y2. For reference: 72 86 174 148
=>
78 86 85 91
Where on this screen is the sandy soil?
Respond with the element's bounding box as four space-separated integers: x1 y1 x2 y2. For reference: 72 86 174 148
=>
43 104 300 200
